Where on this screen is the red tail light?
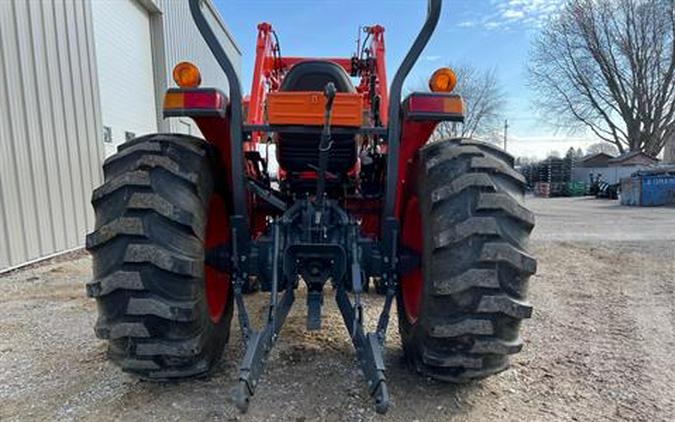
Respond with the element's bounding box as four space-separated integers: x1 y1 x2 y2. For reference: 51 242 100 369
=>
404 93 464 121
163 88 228 117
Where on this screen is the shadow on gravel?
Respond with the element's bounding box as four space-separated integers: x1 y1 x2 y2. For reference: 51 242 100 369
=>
386 355 480 417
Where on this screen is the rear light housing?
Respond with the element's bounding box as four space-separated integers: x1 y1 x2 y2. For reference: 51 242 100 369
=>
403 93 465 122
163 88 229 118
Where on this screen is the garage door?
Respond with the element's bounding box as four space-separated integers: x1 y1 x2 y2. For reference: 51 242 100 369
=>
92 0 157 157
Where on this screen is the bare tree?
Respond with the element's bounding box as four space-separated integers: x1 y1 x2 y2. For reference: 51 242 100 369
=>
566 146 587 160
427 64 506 140
586 142 619 156
529 0 675 157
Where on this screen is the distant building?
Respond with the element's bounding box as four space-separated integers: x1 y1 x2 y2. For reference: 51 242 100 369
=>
573 151 660 185
577 152 614 168
608 151 660 167
0 0 240 271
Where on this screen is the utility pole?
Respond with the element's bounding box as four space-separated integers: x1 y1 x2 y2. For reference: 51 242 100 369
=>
503 119 509 152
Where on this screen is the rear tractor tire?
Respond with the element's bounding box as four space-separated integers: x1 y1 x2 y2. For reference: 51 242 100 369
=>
86 134 233 380
398 138 536 382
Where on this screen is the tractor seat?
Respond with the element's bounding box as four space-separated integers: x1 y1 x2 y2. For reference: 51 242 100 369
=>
279 60 356 93
276 60 358 179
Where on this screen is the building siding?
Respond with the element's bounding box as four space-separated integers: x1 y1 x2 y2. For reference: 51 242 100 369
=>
0 0 239 271
0 0 103 270
572 165 649 185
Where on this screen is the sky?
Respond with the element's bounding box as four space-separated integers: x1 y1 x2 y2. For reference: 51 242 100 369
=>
213 0 599 159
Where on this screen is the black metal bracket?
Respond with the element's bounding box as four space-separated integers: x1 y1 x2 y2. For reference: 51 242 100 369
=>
233 288 295 411
335 287 390 414
233 221 295 412
229 200 398 414
332 223 394 414
247 179 287 211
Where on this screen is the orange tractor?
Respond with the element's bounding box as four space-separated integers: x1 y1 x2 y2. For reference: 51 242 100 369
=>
86 0 536 413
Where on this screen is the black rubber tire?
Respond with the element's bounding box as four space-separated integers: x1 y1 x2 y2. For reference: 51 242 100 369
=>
86 134 233 380
398 138 536 382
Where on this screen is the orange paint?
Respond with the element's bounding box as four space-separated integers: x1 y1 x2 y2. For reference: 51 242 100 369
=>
267 91 363 127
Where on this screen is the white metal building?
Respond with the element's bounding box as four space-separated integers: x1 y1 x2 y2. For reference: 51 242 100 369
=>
0 0 241 271
572 152 661 185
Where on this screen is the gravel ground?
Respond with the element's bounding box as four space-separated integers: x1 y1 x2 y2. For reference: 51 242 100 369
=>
1 197 674 421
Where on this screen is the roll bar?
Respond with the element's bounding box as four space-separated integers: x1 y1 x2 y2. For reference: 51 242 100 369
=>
188 0 247 220
383 0 442 220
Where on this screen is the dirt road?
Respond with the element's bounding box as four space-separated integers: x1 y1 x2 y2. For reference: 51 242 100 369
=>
1 197 674 421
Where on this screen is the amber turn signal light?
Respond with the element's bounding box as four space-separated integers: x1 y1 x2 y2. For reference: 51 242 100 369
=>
429 67 457 93
172 61 201 88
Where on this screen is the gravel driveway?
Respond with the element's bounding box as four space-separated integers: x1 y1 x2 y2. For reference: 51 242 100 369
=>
1 197 674 421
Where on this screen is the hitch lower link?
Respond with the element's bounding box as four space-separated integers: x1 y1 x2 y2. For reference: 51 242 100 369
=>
229 220 398 414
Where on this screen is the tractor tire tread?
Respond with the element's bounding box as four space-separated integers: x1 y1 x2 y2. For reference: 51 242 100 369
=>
95 321 151 340
87 134 232 380
399 137 536 383
429 318 495 338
